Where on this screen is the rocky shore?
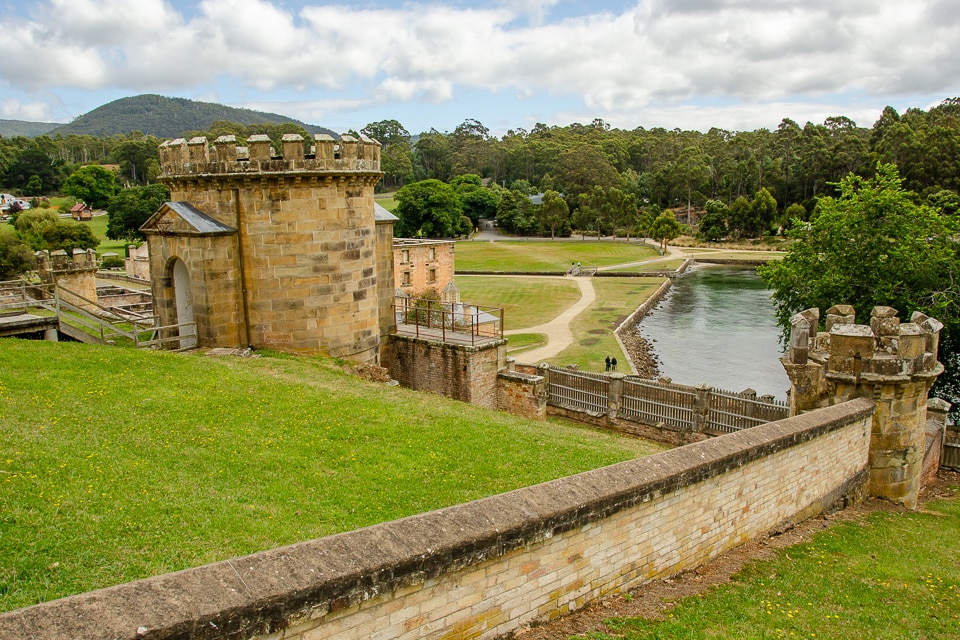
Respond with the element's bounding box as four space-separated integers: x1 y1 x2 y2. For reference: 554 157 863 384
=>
619 324 660 379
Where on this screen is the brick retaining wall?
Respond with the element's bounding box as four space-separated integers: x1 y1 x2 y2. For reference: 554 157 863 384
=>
0 398 873 640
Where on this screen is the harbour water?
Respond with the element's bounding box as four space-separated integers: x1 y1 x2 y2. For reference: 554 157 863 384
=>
637 265 791 399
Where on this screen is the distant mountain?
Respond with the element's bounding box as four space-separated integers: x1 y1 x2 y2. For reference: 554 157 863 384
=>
0 119 63 138
43 94 336 139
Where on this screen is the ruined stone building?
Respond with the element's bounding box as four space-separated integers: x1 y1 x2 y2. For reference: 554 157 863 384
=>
142 133 395 363
392 238 455 296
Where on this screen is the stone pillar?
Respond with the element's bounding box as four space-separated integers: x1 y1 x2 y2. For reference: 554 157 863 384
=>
608 372 625 420
692 383 712 433
781 305 945 509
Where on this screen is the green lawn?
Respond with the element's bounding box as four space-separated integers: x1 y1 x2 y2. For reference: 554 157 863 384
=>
502 332 547 354
599 492 960 639
454 275 581 330
0 340 665 612
82 214 128 257
604 258 686 272
553 277 665 371
455 240 658 272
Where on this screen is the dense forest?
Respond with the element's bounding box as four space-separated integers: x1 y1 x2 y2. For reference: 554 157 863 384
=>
3 96 960 233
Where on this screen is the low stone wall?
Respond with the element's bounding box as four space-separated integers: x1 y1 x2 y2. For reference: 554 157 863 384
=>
497 367 546 420
0 399 874 640
385 334 507 409
614 278 672 375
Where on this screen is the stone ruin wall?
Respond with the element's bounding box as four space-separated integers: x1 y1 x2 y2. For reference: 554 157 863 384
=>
35 248 99 311
157 133 385 362
782 304 947 508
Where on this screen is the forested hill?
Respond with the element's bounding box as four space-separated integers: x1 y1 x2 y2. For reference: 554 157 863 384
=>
0 119 62 138
45 94 336 138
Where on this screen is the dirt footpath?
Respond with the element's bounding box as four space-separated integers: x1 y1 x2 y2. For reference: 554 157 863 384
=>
512 470 959 640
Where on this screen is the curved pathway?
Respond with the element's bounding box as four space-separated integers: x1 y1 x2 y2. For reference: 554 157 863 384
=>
503 276 596 362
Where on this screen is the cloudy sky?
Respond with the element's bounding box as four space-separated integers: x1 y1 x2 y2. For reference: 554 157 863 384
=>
1 0 959 136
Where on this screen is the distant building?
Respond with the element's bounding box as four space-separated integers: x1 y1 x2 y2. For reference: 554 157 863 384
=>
393 238 455 297
70 203 93 221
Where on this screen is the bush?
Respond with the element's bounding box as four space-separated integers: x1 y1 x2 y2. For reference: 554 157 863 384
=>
100 256 125 269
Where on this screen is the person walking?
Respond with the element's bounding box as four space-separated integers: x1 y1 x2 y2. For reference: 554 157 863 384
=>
604 355 611 372
611 357 618 371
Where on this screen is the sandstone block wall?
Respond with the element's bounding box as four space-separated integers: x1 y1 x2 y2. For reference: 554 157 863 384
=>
145 233 244 348
782 304 945 508
0 399 874 640
151 134 386 362
385 334 506 408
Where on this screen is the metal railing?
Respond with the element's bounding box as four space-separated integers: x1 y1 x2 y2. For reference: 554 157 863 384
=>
393 297 503 345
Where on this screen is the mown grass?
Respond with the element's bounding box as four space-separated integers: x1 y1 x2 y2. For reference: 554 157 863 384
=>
604 258 686 273
502 333 547 354
0 340 665 612
454 275 581 330
82 214 128 257
552 277 664 371
595 493 960 639
455 241 658 272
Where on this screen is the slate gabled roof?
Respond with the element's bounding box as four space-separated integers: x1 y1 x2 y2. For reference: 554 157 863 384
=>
140 202 236 236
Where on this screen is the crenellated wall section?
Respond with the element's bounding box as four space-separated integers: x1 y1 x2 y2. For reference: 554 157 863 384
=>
146 133 388 362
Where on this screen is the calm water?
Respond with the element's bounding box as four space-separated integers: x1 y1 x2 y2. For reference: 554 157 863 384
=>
637 265 791 399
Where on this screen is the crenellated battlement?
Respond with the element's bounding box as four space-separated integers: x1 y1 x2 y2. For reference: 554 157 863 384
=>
782 304 947 508
157 132 382 178
786 304 943 382
35 248 98 274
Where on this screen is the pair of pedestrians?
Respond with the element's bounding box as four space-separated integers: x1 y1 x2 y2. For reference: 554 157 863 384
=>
604 355 618 372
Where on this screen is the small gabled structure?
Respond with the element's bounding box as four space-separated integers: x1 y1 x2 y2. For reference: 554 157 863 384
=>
69 202 93 221
140 202 240 351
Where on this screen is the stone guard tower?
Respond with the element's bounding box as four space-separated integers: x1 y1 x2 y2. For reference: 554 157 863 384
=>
143 133 391 363
781 304 945 508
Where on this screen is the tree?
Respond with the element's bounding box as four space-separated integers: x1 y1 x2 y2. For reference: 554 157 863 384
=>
759 163 960 347
554 145 620 198
394 179 462 238
649 210 681 252
751 187 778 235
62 165 120 209
2 137 66 193
577 186 613 239
13 209 59 249
698 200 728 241
538 190 570 239
40 220 99 254
0 234 36 280
106 184 170 241
728 195 756 238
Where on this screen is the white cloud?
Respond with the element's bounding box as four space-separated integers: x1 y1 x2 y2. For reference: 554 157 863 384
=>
2 0 960 131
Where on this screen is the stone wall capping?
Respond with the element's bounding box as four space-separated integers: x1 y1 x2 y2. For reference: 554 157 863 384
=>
0 398 873 640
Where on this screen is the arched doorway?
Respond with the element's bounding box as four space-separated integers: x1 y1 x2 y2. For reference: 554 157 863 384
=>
171 258 197 349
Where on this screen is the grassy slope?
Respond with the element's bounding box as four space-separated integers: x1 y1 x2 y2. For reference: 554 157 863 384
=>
605 494 960 639
455 240 658 272
0 340 664 612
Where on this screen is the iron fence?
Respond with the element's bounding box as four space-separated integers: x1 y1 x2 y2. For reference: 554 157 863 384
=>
393 296 503 345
